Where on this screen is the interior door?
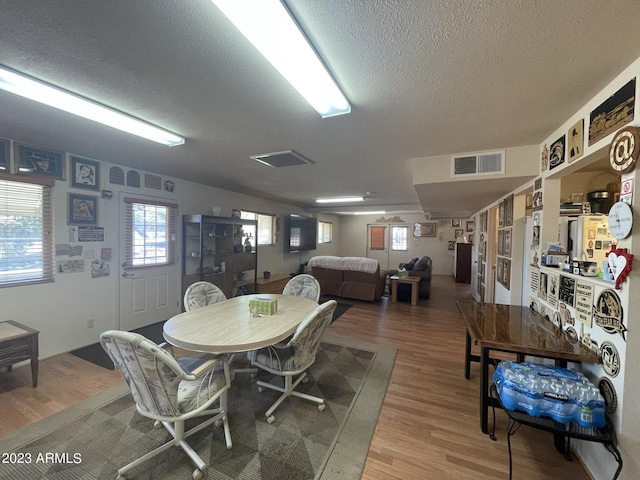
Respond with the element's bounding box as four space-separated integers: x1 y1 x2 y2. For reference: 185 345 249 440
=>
118 192 180 331
366 223 410 271
366 224 388 269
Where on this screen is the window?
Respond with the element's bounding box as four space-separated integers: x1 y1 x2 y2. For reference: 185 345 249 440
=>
391 225 408 251
241 211 275 246
318 221 332 243
124 198 177 267
0 176 54 287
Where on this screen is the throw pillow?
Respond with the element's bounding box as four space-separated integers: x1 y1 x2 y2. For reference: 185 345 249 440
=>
404 261 416 271
413 256 430 271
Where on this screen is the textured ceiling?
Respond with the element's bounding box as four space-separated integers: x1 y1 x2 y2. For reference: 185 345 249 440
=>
1 0 640 215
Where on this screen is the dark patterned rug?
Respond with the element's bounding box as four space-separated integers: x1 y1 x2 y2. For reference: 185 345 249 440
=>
0 335 395 480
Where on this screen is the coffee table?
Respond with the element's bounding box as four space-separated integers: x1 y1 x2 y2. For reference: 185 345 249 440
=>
389 275 421 305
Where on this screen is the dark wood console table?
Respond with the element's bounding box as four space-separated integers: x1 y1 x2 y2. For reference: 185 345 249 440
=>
0 320 39 387
456 301 599 434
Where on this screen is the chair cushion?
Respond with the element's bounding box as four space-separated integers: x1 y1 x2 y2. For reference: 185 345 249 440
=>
248 346 297 373
176 358 230 413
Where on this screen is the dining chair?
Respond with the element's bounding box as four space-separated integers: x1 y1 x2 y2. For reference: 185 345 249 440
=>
282 273 321 302
183 280 256 375
100 330 233 480
248 299 337 424
184 281 226 311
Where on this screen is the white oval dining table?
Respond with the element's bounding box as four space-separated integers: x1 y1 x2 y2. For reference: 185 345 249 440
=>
163 294 319 354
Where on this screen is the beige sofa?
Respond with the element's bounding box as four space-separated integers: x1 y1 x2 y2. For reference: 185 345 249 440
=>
308 256 387 302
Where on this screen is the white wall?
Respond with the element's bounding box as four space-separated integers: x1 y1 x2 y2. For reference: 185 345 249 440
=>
338 212 473 275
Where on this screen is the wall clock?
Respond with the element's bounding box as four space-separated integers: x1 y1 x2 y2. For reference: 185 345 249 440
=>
609 126 640 173
608 201 633 239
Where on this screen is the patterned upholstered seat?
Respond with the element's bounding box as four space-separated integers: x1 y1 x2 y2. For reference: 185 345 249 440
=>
248 300 337 424
100 330 233 479
282 273 321 302
184 281 227 311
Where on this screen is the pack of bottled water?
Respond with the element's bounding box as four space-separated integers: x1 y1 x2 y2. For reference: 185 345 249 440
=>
493 361 605 428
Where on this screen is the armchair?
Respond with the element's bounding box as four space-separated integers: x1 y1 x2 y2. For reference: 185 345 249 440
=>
398 255 433 299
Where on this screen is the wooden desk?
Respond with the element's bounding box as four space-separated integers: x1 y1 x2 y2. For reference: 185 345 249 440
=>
256 274 291 294
0 320 39 387
164 294 318 354
456 301 599 435
390 275 421 305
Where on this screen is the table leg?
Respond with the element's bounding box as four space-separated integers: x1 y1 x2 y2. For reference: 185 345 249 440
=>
410 282 418 306
480 346 490 434
31 358 39 388
464 331 472 380
391 279 398 303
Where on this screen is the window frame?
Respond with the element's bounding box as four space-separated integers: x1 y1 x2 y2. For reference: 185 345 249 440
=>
0 173 54 287
123 197 178 269
390 225 409 251
318 221 333 244
241 210 276 246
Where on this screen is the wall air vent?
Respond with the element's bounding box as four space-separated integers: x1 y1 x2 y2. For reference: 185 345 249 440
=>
452 150 504 176
250 150 313 168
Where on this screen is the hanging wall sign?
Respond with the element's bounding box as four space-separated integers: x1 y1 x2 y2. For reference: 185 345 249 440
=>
598 377 618 414
593 289 627 340
599 341 621 377
607 246 634 289
559 275 576 307
608 125 640 173
574 280 594 327
547 273 559 308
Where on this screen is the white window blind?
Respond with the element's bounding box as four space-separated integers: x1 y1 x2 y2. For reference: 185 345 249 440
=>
123 197 177 268
0 176 54 287
318 221 332 243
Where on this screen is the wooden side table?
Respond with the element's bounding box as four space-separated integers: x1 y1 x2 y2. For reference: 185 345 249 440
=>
256 274 291 294
0 320 39 387
389 275 421 306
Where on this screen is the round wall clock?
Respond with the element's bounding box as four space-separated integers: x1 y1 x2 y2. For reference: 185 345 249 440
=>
609 126 640 173
608 201 633 239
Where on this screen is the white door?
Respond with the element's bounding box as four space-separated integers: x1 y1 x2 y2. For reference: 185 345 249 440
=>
118 192 180 331
366 223 411 271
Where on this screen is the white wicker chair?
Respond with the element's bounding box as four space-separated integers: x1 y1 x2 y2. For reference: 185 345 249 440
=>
282 273 321 303
184 281 226 311
248 300 337 424
100 330 233 480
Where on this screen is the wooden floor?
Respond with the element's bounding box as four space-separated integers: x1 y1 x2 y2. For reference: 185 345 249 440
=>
0 275 591 479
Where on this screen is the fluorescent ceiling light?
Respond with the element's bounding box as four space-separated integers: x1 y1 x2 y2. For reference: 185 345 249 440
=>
0 66 185 147
316 196 364 203
353 211 386 215
212 0 351 118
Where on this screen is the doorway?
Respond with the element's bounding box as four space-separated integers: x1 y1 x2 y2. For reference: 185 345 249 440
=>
366 223 410 271
118 192 180 331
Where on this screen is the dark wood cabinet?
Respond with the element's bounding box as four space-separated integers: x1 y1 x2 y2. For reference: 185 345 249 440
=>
182 214 257 300
453 243 472 283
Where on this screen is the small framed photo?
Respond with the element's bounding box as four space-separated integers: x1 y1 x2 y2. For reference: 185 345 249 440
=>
448 241 456 251
451 219 461 227
466 220 475 233
504 194 514 227
498 200 505 227
504 228 512 257
498 229 504 256
15 143 66 180
70 155 100 190
0 137 10 173
455 229 464 238
68 193 98 225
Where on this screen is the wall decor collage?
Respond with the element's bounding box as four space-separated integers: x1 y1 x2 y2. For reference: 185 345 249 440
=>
1 136 177 280
496 194 513 290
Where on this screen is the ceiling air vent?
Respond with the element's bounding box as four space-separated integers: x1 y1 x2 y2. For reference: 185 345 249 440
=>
452 150 505 176
250 150 313 168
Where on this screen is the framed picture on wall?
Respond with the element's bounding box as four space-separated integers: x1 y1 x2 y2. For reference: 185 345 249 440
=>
455 229 464 238
498 201 505 227
498 229 504 256
15 143 66 180
413 222 436 237
504 194 514 227
68 193 98 226
503 228 512 257
70 155 100 190
451 219 461 227
448 241 455 251
466 220 474 233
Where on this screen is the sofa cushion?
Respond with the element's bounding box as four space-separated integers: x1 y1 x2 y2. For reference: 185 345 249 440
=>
413 256 431 271
404 260 417 270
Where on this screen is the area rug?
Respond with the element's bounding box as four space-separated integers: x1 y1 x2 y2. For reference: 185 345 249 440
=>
70 303 353 370
0 334 395 480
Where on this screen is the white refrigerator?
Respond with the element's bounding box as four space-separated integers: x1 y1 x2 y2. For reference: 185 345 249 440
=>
567 215 613 265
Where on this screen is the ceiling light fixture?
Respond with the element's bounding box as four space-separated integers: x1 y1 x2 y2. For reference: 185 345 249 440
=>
353 211 386 215
211 0 351 118
315 196 364 203
0 66 185 146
